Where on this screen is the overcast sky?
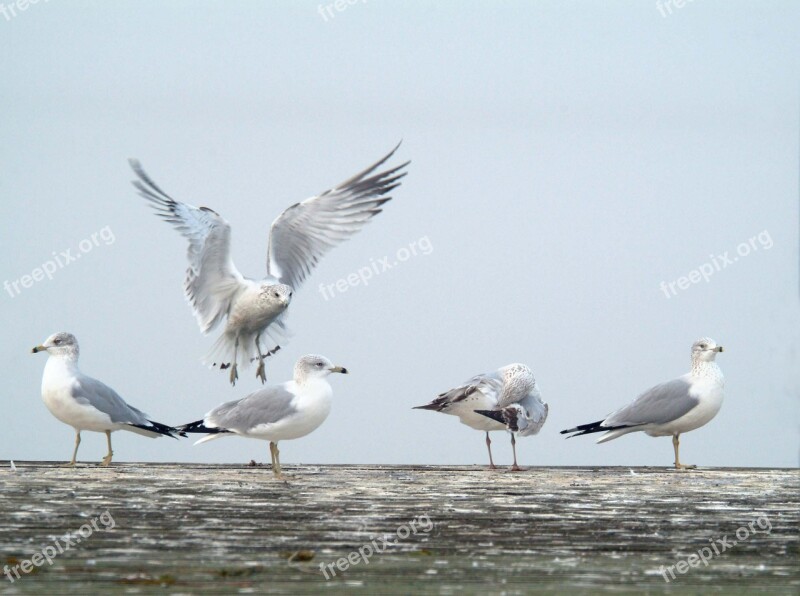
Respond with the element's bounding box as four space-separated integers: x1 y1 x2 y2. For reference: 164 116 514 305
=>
2 1 798 469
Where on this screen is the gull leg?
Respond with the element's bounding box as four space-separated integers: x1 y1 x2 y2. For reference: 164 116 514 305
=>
673 434 696 469
64 431 81 467
485 432 497 470
101 430 114 466
270 441 285 479
230 338 239 386
510 433 522 472
255 333 266 384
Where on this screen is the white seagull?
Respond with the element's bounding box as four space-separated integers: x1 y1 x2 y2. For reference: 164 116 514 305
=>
178 354 347 478
32 332 183 466
414 363 549 470
561 337 725 469
130 144 408 385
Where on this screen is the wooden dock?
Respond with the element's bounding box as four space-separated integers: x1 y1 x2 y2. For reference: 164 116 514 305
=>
1 463 798 594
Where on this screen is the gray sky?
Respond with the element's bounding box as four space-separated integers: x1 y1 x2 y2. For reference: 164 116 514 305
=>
2 1 798 468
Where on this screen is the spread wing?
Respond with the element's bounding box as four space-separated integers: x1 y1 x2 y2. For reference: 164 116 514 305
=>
266 143 409 290
130 160 245 333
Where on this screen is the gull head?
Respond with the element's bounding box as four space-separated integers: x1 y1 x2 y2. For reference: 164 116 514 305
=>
32 332 79 358
294 354 348 384
691 337 724 362
261 283 293 309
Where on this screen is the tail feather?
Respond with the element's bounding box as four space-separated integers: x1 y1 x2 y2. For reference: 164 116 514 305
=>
194 433 230 446
560 419 631 438
205 332 254 371
127 420 186 439
412 402 443 411
177 419 231 435
205 319 289 372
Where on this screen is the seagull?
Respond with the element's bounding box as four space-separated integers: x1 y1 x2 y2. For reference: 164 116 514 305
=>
129 144 408 386
32 332 184 466
414 363 548 470
561 337 725 469
178 354 347 478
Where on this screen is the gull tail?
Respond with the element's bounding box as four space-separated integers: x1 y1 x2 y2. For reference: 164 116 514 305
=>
560 419 633 442
413 403 443 411
412 393 451 412
205 318 289 382
177 420 233 445
205 332 253 372
126 419 187 439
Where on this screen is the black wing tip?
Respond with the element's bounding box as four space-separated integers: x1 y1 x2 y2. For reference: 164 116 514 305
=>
412 403 441 411
177 420 231 435
474 409 504 424
130 420 187 439
560 420 632 438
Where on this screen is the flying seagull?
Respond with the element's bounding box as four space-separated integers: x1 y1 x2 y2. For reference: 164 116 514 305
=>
130 144 408 385
561 337 725 469
32 332 183 466
178 354 347 478
414 363 548 470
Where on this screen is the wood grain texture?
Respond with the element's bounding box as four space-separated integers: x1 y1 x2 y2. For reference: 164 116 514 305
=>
1 462 798 594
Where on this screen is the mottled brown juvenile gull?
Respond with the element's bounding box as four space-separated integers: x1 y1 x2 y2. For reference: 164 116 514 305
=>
129 144 408 385
178 354 347 478
414 363 548 470
32 332 183 466
561 337 725 469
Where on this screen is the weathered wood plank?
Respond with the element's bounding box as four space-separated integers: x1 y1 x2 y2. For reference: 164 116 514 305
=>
1 463 798 594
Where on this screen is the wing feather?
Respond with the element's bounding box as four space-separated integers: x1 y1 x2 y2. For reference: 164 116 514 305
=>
206 385 297 433
72 377 150 426
266 143 409 289
130 160 245 333
603 378 699 427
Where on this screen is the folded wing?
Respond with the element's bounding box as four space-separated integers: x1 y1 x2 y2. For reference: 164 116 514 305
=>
604 378 699 427
206 385 298 433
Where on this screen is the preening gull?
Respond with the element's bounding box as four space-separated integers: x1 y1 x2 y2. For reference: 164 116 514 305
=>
561 337 725 469
32 332 183 466
178 354 347 478
130 144 408 385
414 363 548 470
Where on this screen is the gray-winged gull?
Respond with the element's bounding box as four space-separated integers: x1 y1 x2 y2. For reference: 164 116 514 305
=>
130 144 407 385
178 354 347 478
561 337 725 468
32 332 183 466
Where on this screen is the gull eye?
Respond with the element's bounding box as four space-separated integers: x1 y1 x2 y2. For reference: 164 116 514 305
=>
699 343 707 349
